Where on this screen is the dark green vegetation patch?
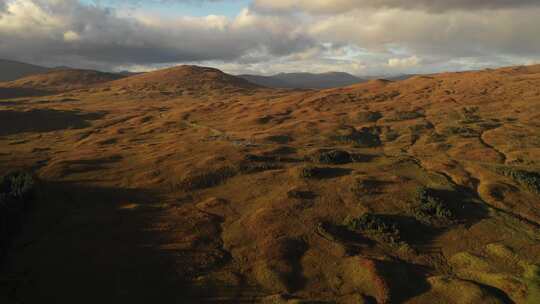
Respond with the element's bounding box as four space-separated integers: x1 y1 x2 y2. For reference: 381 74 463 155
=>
331 126 381 147
181 167 237 190
357 111 382 123
344 213 402 246
410 186 453 226
313 149 352 164
387 111 424 122
0 171 36 257
496 167 540 194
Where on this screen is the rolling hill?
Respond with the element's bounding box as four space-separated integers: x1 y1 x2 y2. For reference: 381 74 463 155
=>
0 69 125 98
239 71 365 89
1 64 540 303
107 65 260 97
0 59 50 82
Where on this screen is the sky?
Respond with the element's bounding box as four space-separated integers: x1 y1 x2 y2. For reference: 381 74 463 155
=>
1 0 540 76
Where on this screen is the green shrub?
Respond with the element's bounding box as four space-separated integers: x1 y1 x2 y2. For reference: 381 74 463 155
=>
238 162 282 174
314 149 352 164
425 132 446 144
443 126 479 138
265 135 292 144
299 166 321 179
387 111 424 122
383 129 400 142
496 167 540 195
524 264 540 304
357 111 382 123
350 178 382 197
245 154 276 162
1 171 35 257
344 213 401 245
181 167 237 190
331 126 381 147
357 128 381 147
410 186 453 226
0 171 35 201
287 189 316 200
460 107 481 124
298 166 349 179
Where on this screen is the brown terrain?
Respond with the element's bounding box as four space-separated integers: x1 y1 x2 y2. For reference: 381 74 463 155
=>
1 64 540 303
0 69 125 98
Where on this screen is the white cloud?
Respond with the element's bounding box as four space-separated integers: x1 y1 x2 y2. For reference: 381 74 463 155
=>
388 56 421 68
1 0 540 75
0 0 315 70
63 30 80 42
252 0 540 14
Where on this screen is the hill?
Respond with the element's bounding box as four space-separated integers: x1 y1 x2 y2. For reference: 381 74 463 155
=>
0 59 50 82
0 69 125 97
110 65 258 93
239 71 365 89
1 64 540 303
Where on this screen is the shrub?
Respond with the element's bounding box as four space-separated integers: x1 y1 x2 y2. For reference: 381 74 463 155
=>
387 111 424 122
299 166 321 179
443 126 479 138
524 264 540 304
357 111 382 123
460 107 481 124
314 149 352 164
287 189 316 200
410 186 453 226
496 167 540 195
0 171 35 257
350 179 382 197
425 132 446 144
355 128 382 147
180 167 237 190
383 129 400 142
238 162 282 174
344 213 401 246
265 135 292 144
0 171 35 201
245 154 276 162
331 126 381 147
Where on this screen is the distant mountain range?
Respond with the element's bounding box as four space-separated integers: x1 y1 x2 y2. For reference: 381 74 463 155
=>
238 72 367 89
0 59 50 82
0 58 415 90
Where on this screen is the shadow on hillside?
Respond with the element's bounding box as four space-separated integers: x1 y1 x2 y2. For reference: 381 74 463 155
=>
0 88 52 99
0 181 211 303
0 109 105 136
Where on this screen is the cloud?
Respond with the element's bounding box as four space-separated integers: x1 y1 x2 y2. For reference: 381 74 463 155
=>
388 56 421 68
307 7 540 67
63 30 80 42
0 0 315 70
252 0 540 14
1 0 540 75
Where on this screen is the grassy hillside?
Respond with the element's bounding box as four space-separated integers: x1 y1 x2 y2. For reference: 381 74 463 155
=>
1 64 539 303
